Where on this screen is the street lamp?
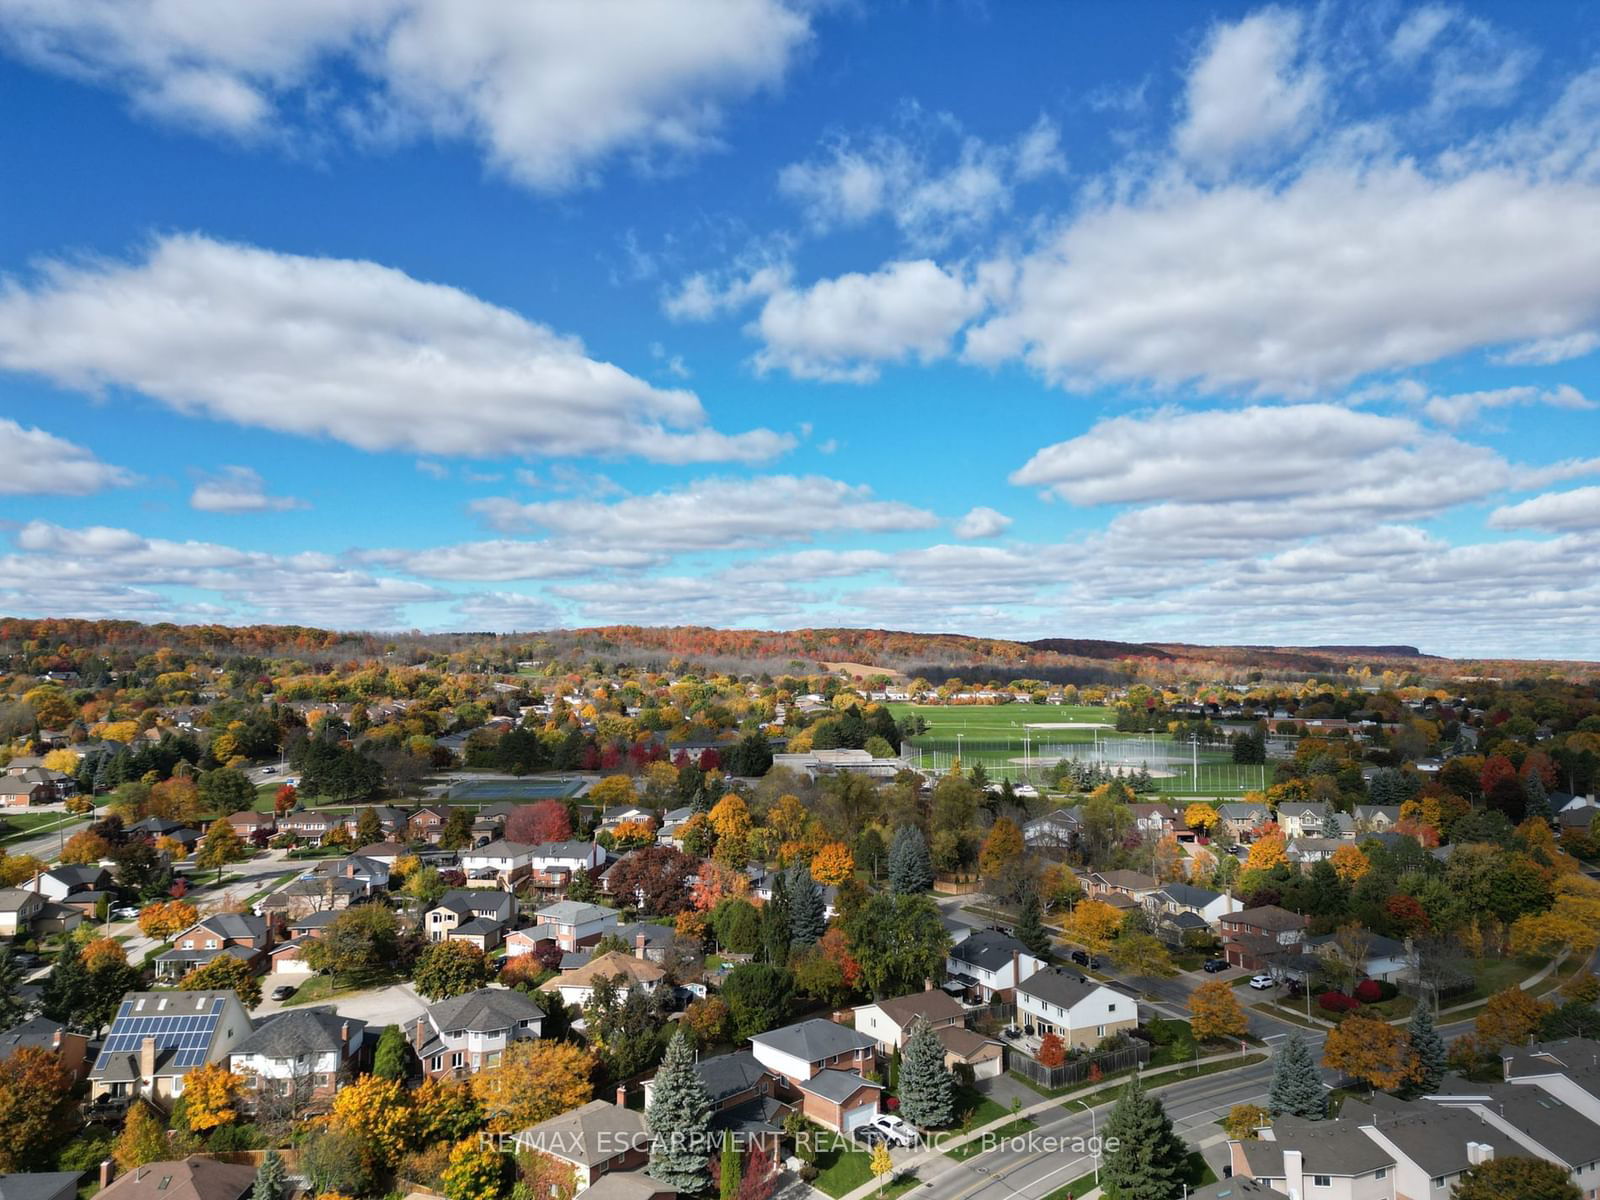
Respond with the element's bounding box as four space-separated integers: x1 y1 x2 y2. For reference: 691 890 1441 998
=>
1071 1099 1098 1189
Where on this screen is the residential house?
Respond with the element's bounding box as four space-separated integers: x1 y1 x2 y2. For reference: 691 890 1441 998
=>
0 888 79 939
945 931 1045 1004
1186 1182 1289 1200
154 913 271 981
1430 1078 1600 1197
531 900 621 952
748 1019 882 1135
1300 931 1410 983
0 776 54 807
1228 1113 1399 1200
307 854 390 893
513 1100 651 1192
934 1026 1006 1080
0 1172 83 1200
853 989 965 1054
351 842 408 867
1216 802 1270 842
1501 1036 1600 1126
24 864 111 903
461 839 537 884
540 950 666 1008
612 921 676 963
598 804 653 833
408 804 454 843
1219 905 1309 972
223 811 277 840
655 807 694 850
1353 805 1401 832
1015 968 1138 1051
1083 869 1160 909
88 990 254 1104
1147 881 1237 930
228 1006 366 1113
526 841 608 896
340 806 411 840
0 1015 90 1079
1343 1096 1523 1200
1286 837 1347 869
1023 807 1082 851
1277 803 1353 841
94 1158 256 1200
1128 803 1180 839
425 889 517 950
411 987 545 1080
279 811 336 843
641 1050 787 1141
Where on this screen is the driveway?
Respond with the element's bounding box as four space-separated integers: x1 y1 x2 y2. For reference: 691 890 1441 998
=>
253 976 427 1029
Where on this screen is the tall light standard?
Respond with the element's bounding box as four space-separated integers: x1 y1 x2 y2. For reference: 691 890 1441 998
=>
955 733 963 771
1072 1098 1099 1189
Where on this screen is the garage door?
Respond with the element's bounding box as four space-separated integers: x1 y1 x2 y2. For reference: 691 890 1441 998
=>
842 1100 879 1133
972 1055 1003 1080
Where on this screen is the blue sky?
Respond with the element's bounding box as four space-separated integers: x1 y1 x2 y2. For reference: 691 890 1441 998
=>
1 1 1598 657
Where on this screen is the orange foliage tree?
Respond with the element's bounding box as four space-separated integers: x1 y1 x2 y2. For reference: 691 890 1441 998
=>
1322 1016 1419 1091
810 842 856 886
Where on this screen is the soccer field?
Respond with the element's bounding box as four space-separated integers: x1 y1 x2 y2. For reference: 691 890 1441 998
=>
885 703 1114 733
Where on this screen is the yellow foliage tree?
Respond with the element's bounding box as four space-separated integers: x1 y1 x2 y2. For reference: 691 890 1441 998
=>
1475 986 1553 1049
977 819 1024 880
587 775 638 809
810 842 856 886
1062 899 1123 956
329 1074 414 1168
709 794 752 841
1245 833 1288 873
766 794 812 846
1188 979 1249 1042
182 1061 243 1131
81 937 127 972
1329 843 1370 883
1322 1015 1419 1091
470 1040 595 1132
1184 803 1220 834
138 900 198 941
41 749 79 773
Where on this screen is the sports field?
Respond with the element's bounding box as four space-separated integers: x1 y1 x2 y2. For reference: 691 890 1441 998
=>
446 777 587 803
887 703 1263 795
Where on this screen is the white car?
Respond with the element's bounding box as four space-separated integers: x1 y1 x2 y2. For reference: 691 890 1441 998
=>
1248 973 1277 990
871 1115 917 1147
111 905 141 920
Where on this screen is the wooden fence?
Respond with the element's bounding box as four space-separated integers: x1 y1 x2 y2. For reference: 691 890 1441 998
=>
1009 1041 1150 1091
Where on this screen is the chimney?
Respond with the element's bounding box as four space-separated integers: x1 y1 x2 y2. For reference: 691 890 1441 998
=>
1466 1141 1495 1166
635 933 647 960
99 1162 115 1190
413 1015 428 1050
615 1084 628 1106
139 1035 156 1081
51 1027 62 1051
340 1021 350 1045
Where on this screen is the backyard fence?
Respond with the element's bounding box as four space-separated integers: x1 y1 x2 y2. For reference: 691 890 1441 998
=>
1009 1040 1150 1091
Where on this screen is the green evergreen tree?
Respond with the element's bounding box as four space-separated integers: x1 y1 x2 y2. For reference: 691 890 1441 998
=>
763 870 791 966
888 827 934 895
252 1150 287 1200
897 1017 956 1129
0 950 28 1029
1268 1033 1327 1119
786 863 825 947
1014 887 1051 957
646 1030 713 1193
1099 1075 1189 1200
372 1024 410 1079
1524 774 1553 827
718 1137 742 1200
40 938 89 1029
1406 1003 1447 1096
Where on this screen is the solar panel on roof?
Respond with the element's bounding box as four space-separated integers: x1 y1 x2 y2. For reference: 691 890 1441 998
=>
93 995 228 1073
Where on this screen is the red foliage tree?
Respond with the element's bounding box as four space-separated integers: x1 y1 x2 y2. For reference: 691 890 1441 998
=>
1384 893 1430 935
606 846 697 916
1479 755 1518 799
506 801 572 845
1037 1033 1066 1067
698 748 722 772
1354 980 1383 1004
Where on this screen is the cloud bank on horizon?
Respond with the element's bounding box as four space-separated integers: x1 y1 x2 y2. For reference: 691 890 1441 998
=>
0 1 1598 658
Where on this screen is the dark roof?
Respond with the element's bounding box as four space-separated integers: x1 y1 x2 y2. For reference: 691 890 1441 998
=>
692 1050 770 1104
230 1007 364 1060
796 1067 881 1103
949 929 1030 972
195 912 267 941
1253 1114 1394 1177
1432 1080 1600 1167
1158 882 1222 908
0 1173 88 1200
289 910 341 930
1224 905 1308 932
0 1017 69 1059
1017 967 1107 1010
428 987 543 1033
1341 1097 1521 1177
1186 1181 1290 1200
514 1100 648 1166
750 1018 875 1062
39 864 108 888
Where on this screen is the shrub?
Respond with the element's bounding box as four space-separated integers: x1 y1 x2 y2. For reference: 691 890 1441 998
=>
1354 980 1383 1004
1318 991 1359 1013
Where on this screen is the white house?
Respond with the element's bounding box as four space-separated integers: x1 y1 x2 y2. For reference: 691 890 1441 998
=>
460 839 536 882
531 900 620 952
410 987 544 1080
945 930 1044 1002
227 1006 365 1112
1014 968 1137 1051
852 989 965 1054
539 950 665 1008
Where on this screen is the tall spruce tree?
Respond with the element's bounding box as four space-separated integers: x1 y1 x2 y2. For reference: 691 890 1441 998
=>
1406 1003 1447 1096
0 950 28 1029
372 1024 410 1079
1014 887 1051 957
897 1017 956 1129
787 863 826 947
1268 1033 1327 1119
718 1137 741 1200
252 1150 287 1200
888 827 934 895
1524 774 1553 827
40 938 89 1029
764 871 792 966
1099 1075 1189 1200
647 1030 714 1193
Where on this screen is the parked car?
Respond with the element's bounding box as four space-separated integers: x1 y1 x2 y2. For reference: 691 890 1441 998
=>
1249 973 1276 990
854 1126 885 1147
270 984 297 1001
1203 959 1229 973
111 905 141 920
872 1115 917 1147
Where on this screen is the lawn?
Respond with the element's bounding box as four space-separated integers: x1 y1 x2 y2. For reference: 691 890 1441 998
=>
1146 1018 1200 1067
954 1086 1010 1130
812 1149 920 1199
1 810 84 845
944 1117 1037 1161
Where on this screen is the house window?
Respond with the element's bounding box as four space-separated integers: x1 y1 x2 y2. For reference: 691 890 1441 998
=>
1096 1026 1105 1037
1375 1168 1387 1179
1433 1178 1447 1189
1313 1176 1330 1187
451 1052 465 1069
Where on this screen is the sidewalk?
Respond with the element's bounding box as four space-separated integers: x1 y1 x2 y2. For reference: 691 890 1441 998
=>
829 1047 1268 1200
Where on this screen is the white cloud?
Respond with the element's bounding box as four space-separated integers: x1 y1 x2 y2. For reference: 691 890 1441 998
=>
1388 7 1533 118
1389 7 1454 63
966 163 1600 394
1174 8 1324 168
358 540 663 583
0 0 811 190
1492 331 1600 366
0 419 135 495
468 474 939 549
663 261 792 323
776 113 1063 248
415 460 450 480
451 591 562 631
0 233 791 463
752 259 985 382
190 465 307 512
953 506 1012 540
1488 486 1600 532
1421 384 1592 428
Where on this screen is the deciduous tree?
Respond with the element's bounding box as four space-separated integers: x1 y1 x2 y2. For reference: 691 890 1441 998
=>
471 1039 596 1132
1453 1157 1581 1200
1475 986 1552 1049
329 1074 414 1170
1245 833 1287 873
1322 1015 1419 1092
441 1139 506 1200
1188 980 1248 1042
412 940 492 1000
1329 843 1369 883
182 1061 244 1131
1062 899 1123 956
0 1045 76 1170
113 1101 169 1171
180 954 263 1008
809 842 854 886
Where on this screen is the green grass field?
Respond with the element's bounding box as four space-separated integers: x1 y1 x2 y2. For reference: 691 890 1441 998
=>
887 703 1114 732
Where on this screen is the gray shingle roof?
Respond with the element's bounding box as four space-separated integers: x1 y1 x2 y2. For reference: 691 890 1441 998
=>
0 1017 69 1060
0 1173 90 1200
949 929 1029 972
1262 1114 1395 1176
692 1050 770 1104
750 1018 874 1062
1017 967 1108 1011
513 1100 648 1166
797 1068 881 1104
427 986 543 1033
230 1007 364 1060
1158 882 1222 908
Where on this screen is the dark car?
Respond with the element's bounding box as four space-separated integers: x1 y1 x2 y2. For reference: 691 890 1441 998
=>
270 984 297 1001
1203 959 1229 973
1070 949 1090 966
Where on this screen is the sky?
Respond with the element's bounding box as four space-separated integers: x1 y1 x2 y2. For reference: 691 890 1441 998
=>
1 1 1599 659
